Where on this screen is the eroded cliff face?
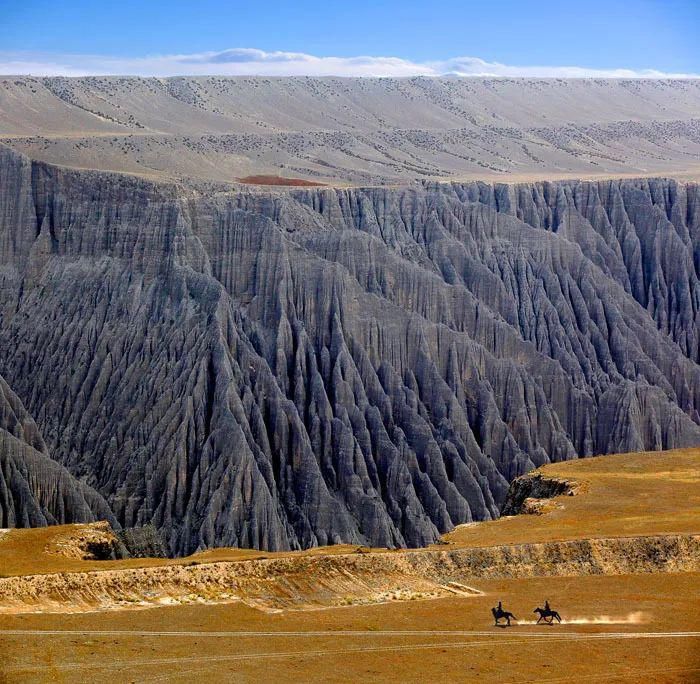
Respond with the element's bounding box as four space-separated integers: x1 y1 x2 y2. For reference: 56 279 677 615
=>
0 373 114 528
0 145 698 554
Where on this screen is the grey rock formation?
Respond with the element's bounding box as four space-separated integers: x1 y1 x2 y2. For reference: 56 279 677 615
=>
117 525 168 558
0 144 698 554
0 372 114 527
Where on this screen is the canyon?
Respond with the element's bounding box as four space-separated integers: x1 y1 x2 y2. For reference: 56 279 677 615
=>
1 77 700 554
1 74 699 683
0 131 699 552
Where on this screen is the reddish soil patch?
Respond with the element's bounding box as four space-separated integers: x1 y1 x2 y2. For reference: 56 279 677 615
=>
237 175 326 187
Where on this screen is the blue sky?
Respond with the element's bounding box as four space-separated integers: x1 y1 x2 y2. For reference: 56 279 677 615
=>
0 0 698 76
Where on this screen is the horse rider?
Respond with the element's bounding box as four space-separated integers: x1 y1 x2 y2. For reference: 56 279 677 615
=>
544 599 550 612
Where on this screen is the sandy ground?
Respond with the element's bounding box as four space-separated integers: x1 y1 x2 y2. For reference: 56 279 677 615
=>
1 449 698 681
1 573 698 683
443 449 700 548
2 77 699 185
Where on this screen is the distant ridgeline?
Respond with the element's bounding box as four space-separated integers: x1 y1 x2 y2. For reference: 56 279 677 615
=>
1 77 699 184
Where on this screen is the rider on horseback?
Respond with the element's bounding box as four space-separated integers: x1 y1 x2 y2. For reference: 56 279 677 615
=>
534 600 562 624
492 601 517 626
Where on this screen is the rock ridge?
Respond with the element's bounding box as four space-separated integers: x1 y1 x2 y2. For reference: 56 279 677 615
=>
0 533 696 613
0 145 699 554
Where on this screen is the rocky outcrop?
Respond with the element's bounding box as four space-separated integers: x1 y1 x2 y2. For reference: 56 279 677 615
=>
500 473 578 516
42 521 126 561
0 145 699 554
1 534 697 613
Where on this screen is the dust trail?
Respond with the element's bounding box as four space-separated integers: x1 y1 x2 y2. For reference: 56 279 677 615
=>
518 611 651 626
563 611 651 625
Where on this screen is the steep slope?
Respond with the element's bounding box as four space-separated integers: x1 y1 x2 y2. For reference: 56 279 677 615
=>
1 449 698 611
0 373 114 528
1 77 699 183
0 144 699 554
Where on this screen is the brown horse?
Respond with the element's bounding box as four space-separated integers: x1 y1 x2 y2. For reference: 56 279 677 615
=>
492 606 517 626
534 607 562 624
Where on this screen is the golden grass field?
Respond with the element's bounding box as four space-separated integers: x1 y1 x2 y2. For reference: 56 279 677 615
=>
1 448 699 682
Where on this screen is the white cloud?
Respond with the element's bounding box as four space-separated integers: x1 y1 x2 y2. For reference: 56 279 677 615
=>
0 48 697 79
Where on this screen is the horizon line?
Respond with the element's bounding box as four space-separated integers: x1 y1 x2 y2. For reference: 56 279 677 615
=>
1 48 698 79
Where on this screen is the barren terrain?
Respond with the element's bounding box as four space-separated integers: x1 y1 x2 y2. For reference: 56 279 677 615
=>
3 144 700 555
1 449 698 682
1 74 700 681
1 77 699 184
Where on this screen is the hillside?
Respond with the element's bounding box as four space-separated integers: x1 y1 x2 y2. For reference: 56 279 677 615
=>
0 450 698 682
1 77 699 184
1 143 699 553
1 448 698 580
0 373 114 528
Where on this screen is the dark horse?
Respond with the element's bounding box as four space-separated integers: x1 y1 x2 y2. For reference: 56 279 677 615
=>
534 607 562 624
492 606 517 626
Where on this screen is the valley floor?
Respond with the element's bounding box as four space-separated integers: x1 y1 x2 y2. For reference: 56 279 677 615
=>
1 448 699 682
1 573 698 683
